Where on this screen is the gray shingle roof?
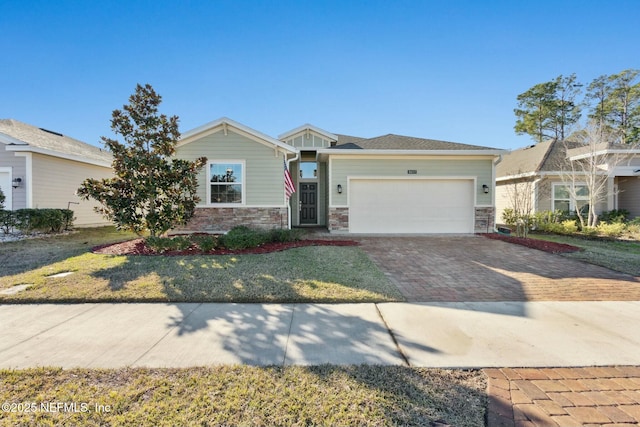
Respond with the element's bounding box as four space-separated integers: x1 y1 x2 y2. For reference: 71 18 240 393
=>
496 138 583 178
332 133 497 151
0 119 112 165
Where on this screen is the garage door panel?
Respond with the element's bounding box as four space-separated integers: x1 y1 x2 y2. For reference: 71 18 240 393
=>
349 179 474 233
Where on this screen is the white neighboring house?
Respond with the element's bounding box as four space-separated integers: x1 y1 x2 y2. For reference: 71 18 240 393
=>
0 119 113 227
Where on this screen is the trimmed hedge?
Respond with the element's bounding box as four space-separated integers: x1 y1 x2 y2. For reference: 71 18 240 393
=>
0 208 75 233
145 227 302 252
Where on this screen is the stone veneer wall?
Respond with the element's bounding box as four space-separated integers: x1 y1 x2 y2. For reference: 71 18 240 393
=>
328 207 349 232
474 207 495 233
174 207 289 233
329 206 494 233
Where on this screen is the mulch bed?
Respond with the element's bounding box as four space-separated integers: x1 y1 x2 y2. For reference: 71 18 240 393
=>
482 233 581 254
93 239 359 256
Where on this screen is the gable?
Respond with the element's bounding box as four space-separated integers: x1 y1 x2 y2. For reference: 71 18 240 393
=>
179 117 297 156
279 124 338 149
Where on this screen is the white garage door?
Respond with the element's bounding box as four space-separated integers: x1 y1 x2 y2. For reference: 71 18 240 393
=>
349 179 474 233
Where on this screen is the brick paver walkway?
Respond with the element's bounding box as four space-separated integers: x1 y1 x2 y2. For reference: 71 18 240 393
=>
485 367 640 426
357 235 640 302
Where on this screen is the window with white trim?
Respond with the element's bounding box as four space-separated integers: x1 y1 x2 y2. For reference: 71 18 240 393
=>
552 183 589 213
208 161 244 204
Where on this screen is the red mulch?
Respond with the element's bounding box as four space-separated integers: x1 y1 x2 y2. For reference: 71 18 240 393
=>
92 239 359 256
482 233 581 254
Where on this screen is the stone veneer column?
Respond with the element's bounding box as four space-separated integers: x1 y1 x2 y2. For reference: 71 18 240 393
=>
474 207 495 233
328 207 349 232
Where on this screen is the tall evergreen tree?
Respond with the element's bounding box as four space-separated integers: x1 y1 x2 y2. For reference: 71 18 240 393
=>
514 74 581 143
604 69 640 144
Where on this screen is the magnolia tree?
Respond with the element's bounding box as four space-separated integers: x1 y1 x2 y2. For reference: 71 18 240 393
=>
78 84 207 237
562 120 638 228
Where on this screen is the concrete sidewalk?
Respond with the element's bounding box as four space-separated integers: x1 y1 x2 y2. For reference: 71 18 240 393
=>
1 301 640 369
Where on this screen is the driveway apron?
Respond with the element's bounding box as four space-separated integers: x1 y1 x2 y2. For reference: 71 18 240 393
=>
357 235 640 302
359 235 640 425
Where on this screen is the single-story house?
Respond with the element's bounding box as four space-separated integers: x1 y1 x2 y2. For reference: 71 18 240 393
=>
0 119 113 227
174 117 505 234
495 138 640 222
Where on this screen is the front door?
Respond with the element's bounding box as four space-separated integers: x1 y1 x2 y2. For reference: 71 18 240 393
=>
300 183 317 224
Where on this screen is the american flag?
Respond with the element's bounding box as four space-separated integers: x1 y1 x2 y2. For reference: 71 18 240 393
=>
284 157 296 200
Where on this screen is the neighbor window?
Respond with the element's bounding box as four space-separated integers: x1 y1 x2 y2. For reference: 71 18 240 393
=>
209 161 244 204
553 183 589 213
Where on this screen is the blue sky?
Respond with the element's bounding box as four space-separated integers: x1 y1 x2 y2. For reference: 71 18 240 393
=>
2 0 639 150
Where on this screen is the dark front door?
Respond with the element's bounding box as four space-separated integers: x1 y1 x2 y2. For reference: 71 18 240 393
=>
300 183 317 224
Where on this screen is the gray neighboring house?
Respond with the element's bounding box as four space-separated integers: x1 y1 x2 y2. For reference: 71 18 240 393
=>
496 138 640 222
0 119 113 227
174 117 505 234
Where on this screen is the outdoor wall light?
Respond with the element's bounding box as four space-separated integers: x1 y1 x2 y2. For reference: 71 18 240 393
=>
337 184 343 194
482 184 489 194
12 177 23 189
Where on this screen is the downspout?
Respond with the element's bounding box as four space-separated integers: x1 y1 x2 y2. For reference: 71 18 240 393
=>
286 152 299 229
492 155 503 232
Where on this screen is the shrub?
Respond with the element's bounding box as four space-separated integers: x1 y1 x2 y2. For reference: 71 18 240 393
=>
581 226 598 237
599 209 630 224
0 210 17 234
218 226 301 250
596 222 626 238
146 236 193 253
192 235 218 252
269 228 302 243
14 208 75 233
560 219 578 234
501 208 517 226
219 226 270 250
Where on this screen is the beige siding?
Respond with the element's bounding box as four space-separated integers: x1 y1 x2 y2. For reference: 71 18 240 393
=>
0 145 27 209
330 157 494 206
176 129 286 206
495 178 536 224
31 153 113 226
617 177 640 218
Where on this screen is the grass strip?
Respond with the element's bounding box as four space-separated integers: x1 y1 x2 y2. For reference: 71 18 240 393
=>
0 366 486 427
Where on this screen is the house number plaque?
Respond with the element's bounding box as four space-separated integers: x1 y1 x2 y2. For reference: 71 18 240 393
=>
407 170 417 174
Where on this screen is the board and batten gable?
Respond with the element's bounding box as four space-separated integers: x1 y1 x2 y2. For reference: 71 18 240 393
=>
175 128 288 207
30 153 114 226
329 156 495 206
0 143 27 210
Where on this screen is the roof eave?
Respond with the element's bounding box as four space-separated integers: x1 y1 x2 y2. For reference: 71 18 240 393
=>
318 148 506 156
6 145 112 168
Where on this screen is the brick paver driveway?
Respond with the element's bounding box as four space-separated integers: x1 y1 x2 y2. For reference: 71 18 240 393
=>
358 235 640 425
357 235 640 302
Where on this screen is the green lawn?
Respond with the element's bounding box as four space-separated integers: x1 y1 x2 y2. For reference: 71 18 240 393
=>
0 227 403 303
529 233 640 276
0 366 486 427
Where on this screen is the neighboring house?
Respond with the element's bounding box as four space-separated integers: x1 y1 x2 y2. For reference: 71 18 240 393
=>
495 138 640 222
0 119 113 227
174 117 504 234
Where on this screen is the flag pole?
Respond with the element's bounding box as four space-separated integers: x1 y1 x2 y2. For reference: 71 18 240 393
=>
284 153 299 229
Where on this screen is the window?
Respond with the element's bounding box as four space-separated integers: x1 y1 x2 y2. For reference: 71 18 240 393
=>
209 161 244 204
553 183 589 213
299 161 317 179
